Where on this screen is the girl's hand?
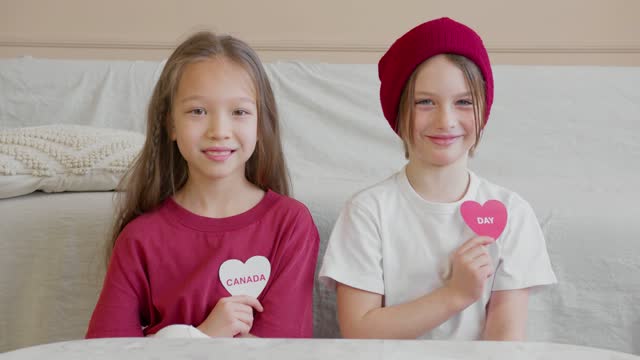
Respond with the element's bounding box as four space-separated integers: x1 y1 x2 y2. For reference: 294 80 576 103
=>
445 236 495 308
196 295 264 337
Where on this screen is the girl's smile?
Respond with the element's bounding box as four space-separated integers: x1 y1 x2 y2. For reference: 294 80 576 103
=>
425 134 464 146
202 146 237 162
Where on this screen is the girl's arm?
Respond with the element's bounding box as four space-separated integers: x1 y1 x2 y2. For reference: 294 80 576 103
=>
196 295 263 337
337 283 466 339
236 333 257 338
337 236 495 339
86 233 149 338
481 197 554 340
482 289 529 340
249 206 320 338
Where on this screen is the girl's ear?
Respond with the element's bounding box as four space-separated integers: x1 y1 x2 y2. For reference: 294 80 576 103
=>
254 124 260 144
167 113 177 141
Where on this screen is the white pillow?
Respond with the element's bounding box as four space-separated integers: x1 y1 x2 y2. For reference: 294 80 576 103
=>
0 125 144 199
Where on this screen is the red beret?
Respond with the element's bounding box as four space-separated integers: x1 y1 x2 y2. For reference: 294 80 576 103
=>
378 17 494 133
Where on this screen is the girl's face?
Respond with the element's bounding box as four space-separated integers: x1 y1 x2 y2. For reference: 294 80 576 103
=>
171 57 258 184
406 54 477 169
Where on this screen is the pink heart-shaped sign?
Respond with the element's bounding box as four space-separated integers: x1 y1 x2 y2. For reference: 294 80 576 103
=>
460 200 508 240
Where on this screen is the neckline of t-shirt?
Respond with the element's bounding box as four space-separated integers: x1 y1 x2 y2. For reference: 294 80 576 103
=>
162 189 280 232
397 166 480 214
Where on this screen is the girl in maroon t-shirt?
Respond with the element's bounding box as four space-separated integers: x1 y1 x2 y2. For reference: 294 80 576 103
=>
86 32 319 339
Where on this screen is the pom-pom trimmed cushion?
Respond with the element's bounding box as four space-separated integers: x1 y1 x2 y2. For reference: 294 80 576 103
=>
0 125 144 199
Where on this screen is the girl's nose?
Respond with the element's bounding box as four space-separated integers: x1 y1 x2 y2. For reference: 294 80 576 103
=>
436 107 456 129
207 113 231 139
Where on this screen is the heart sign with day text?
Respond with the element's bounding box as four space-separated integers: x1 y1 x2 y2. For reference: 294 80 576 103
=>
460 200 508 240
219 256 271 298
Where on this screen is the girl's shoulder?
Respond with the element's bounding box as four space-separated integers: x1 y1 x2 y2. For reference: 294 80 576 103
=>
116 199 172 243
265 192 319 235
269 191 315 219
349 171 403 206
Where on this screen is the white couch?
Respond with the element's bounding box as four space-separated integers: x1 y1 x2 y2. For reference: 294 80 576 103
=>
1 57 639 354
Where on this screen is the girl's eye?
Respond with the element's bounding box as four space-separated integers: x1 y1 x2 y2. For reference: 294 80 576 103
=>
189 108 207 116
457 99 473 106
415 99 434 106
233 109 250 116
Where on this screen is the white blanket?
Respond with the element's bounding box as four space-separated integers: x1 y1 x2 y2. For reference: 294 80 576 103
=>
1 58 639 354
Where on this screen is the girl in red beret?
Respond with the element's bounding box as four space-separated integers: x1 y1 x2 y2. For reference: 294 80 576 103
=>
320 17 556 340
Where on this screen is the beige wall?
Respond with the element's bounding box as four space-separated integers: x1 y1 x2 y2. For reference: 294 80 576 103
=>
1 0 639 65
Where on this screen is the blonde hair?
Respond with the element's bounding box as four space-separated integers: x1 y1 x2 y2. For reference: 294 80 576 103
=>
396 54 486 158
107 31 289 261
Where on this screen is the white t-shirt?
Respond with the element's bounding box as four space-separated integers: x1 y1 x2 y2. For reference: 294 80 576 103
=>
319 168 557 340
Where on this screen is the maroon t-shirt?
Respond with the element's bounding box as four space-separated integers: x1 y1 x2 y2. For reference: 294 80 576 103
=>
86 190 319 338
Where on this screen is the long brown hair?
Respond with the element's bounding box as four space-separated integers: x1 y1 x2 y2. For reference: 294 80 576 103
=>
396 54 486 158
107 31 289 261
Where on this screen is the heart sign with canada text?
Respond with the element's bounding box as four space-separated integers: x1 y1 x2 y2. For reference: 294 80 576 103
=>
460 200 508 240
219 256 271 298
